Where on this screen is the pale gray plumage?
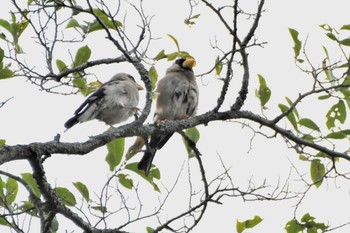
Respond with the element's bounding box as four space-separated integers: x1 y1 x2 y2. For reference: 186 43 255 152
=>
138 58 199 176
64 73 142 129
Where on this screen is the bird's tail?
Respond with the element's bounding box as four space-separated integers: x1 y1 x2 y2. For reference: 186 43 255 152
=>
64 115 79 130
138 148 156 176
137 133 174 176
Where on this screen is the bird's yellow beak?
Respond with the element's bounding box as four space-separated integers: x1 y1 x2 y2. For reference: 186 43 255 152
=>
183 58 196 69
136 83 144 91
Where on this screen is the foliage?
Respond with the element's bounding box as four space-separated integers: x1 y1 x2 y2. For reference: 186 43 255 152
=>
0 0 349 232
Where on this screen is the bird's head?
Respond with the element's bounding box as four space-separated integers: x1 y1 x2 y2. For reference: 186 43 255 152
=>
175 57 196 71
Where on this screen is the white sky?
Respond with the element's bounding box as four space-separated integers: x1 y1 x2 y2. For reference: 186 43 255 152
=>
1 0 350 232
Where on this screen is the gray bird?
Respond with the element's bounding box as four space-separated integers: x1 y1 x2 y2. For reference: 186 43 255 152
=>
64 73 143 130
138 58 199 176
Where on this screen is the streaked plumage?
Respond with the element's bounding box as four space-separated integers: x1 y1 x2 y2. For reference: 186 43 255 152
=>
64 73 142 129
138 58 199 176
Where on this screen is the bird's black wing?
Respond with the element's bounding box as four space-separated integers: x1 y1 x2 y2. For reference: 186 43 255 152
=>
74 88 105 115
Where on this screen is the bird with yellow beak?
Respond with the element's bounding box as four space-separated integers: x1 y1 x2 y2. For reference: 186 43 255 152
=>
138 57 199 176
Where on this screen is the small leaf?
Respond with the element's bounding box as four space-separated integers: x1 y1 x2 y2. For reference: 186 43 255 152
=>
301 213 315 223
326 100 346 129
125 162 160 192
167 34 180 52
215 56 223 76
285 219 305 233
73 45 91 67
278 104 298 131
326 32 337 41
318 95 330 100
148 66 158 90
310 159 325 188
0 217 9 226
66 18 81 29
73 181 89 202
339 38 350 46
298 118 320 131
236 216 263 233
340 24 350 30
6 178 18 205
326 131 346 139
256 74 271 107
117 174 133 190
55 187 77 206
286 97 299 119
91 205 107 213
146 227 154 233
0 139 5 148
166 51 179 61
21 173 41 198
105 137 125 171
56 59 68 73
0 47 4 63
288 28 302 61
154 49 167 61
0 67 14 79
182 127 200 157
51 216 59 232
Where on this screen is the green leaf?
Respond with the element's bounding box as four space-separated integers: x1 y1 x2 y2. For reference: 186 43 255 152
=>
236 216 263 233
73 45 91 67
301 213 315 223
117 174 133 190
184 14 200 25
326 32 337 41
167 34 180 52
0 67 14 79
125 162 160 192
0 19 13 35
154 49 167 61
146 227 154 233
0 216 9 226
66 18 81 29
73 181 89 202
166 52 179 61
56 59 68 73
105 137 125 171
148 66 158 90
318 94 330 100
285 97 299 119
256 74 271 107
278 104 298 131
91 205 107 213
288 28 303 62
73 77 88 95
215 56 223 76
21 173 41 198
285 219 305 233
341 24 350 30
51 216 59 232
6 178 18 205
87 9 123 33
310 159 325 188
326 100 346 129
0 139 5 148
298 118 320 131
302 134 315 142
55 187 77 206
182 127 200 157
0 47 4 63
326 131 346 139
339 38 350 46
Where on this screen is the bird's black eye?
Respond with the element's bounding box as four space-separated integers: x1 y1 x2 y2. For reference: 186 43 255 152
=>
126 74 136 82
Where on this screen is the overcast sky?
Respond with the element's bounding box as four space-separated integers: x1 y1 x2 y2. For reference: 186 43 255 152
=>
1 0 350 232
